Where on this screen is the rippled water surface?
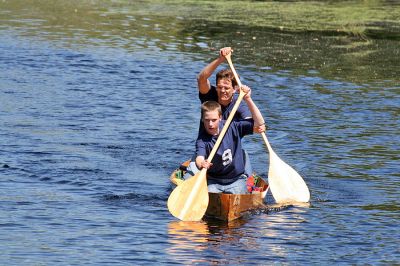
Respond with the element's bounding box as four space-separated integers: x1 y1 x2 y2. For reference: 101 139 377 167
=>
1 1 399 265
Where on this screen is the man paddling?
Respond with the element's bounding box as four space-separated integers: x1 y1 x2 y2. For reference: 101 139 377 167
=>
194 85 265 194
197 47 251 123
185 47 265 178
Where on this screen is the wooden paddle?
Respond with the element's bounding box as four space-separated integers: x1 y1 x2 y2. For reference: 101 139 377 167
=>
167 54 246 221
261 133 310 203
226 57 311 204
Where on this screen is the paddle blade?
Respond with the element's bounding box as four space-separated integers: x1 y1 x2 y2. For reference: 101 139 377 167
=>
167 169 209 221
268 149 311 203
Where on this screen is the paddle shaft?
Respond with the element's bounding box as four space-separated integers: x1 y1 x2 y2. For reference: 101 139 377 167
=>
226 56 243 89
261 132 272 151
175 167 207 220
203 53 246 162
227 55 272 156
207 80 245 162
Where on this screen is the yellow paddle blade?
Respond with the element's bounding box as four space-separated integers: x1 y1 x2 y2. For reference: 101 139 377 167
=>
263 133 310 203
167 169 209 221
268 150 310 203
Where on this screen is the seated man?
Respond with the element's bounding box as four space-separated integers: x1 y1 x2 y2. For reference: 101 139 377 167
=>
194 86 265 194
186 47 265 178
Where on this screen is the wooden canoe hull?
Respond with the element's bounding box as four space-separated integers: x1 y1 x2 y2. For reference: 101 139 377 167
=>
170 161 269 221
206 192 265 221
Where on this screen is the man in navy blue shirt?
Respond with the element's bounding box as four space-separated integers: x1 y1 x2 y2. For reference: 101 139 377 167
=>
185 47 265 179
197 47 253 125
195 86 265 194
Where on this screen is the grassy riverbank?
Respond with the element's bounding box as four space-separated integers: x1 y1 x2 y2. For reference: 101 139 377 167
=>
2 0 399 39
121 0 400 39
1 0 399 83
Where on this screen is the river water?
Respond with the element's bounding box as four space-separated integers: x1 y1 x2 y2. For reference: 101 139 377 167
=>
1 1 399 265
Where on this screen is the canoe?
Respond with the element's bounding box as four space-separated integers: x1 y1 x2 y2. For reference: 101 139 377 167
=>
169 160 269 221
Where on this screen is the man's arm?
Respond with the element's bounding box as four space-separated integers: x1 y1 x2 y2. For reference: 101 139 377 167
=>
195 138 213 169
241 86 266 133
197 47 232 94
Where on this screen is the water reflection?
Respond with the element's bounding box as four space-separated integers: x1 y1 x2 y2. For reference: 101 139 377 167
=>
166 203 310 262
167 219 255 264
255 205 311 260
167 219 251 251
167 221 210 264
168 221 209 246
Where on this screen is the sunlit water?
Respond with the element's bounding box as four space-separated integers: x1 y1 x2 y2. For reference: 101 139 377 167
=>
1 2 399 265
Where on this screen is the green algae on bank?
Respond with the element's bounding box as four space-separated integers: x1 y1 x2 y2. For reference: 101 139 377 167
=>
116 0 400 39
1 0 399 38
1 0 399 84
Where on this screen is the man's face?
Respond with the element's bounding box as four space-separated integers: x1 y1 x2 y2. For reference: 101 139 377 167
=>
216 78 235 105
203 110 221 136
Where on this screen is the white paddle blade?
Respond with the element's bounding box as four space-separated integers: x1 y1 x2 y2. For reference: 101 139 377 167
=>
167 169 209 221
268 149 310 203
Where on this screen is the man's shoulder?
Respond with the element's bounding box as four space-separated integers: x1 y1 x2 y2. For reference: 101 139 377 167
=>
199 85 217 102
229 119 254 133
225 98 250 117
196 131 213 142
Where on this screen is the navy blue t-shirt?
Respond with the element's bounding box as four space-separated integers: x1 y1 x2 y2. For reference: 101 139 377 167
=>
199 85 251 120
197 85 251 136
196 119 254 182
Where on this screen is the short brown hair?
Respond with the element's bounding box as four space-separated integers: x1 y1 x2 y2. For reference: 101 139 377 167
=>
216 69 238 88
201 101 222 119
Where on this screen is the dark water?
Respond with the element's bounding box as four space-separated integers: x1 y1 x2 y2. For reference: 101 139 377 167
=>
1 1 399 265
